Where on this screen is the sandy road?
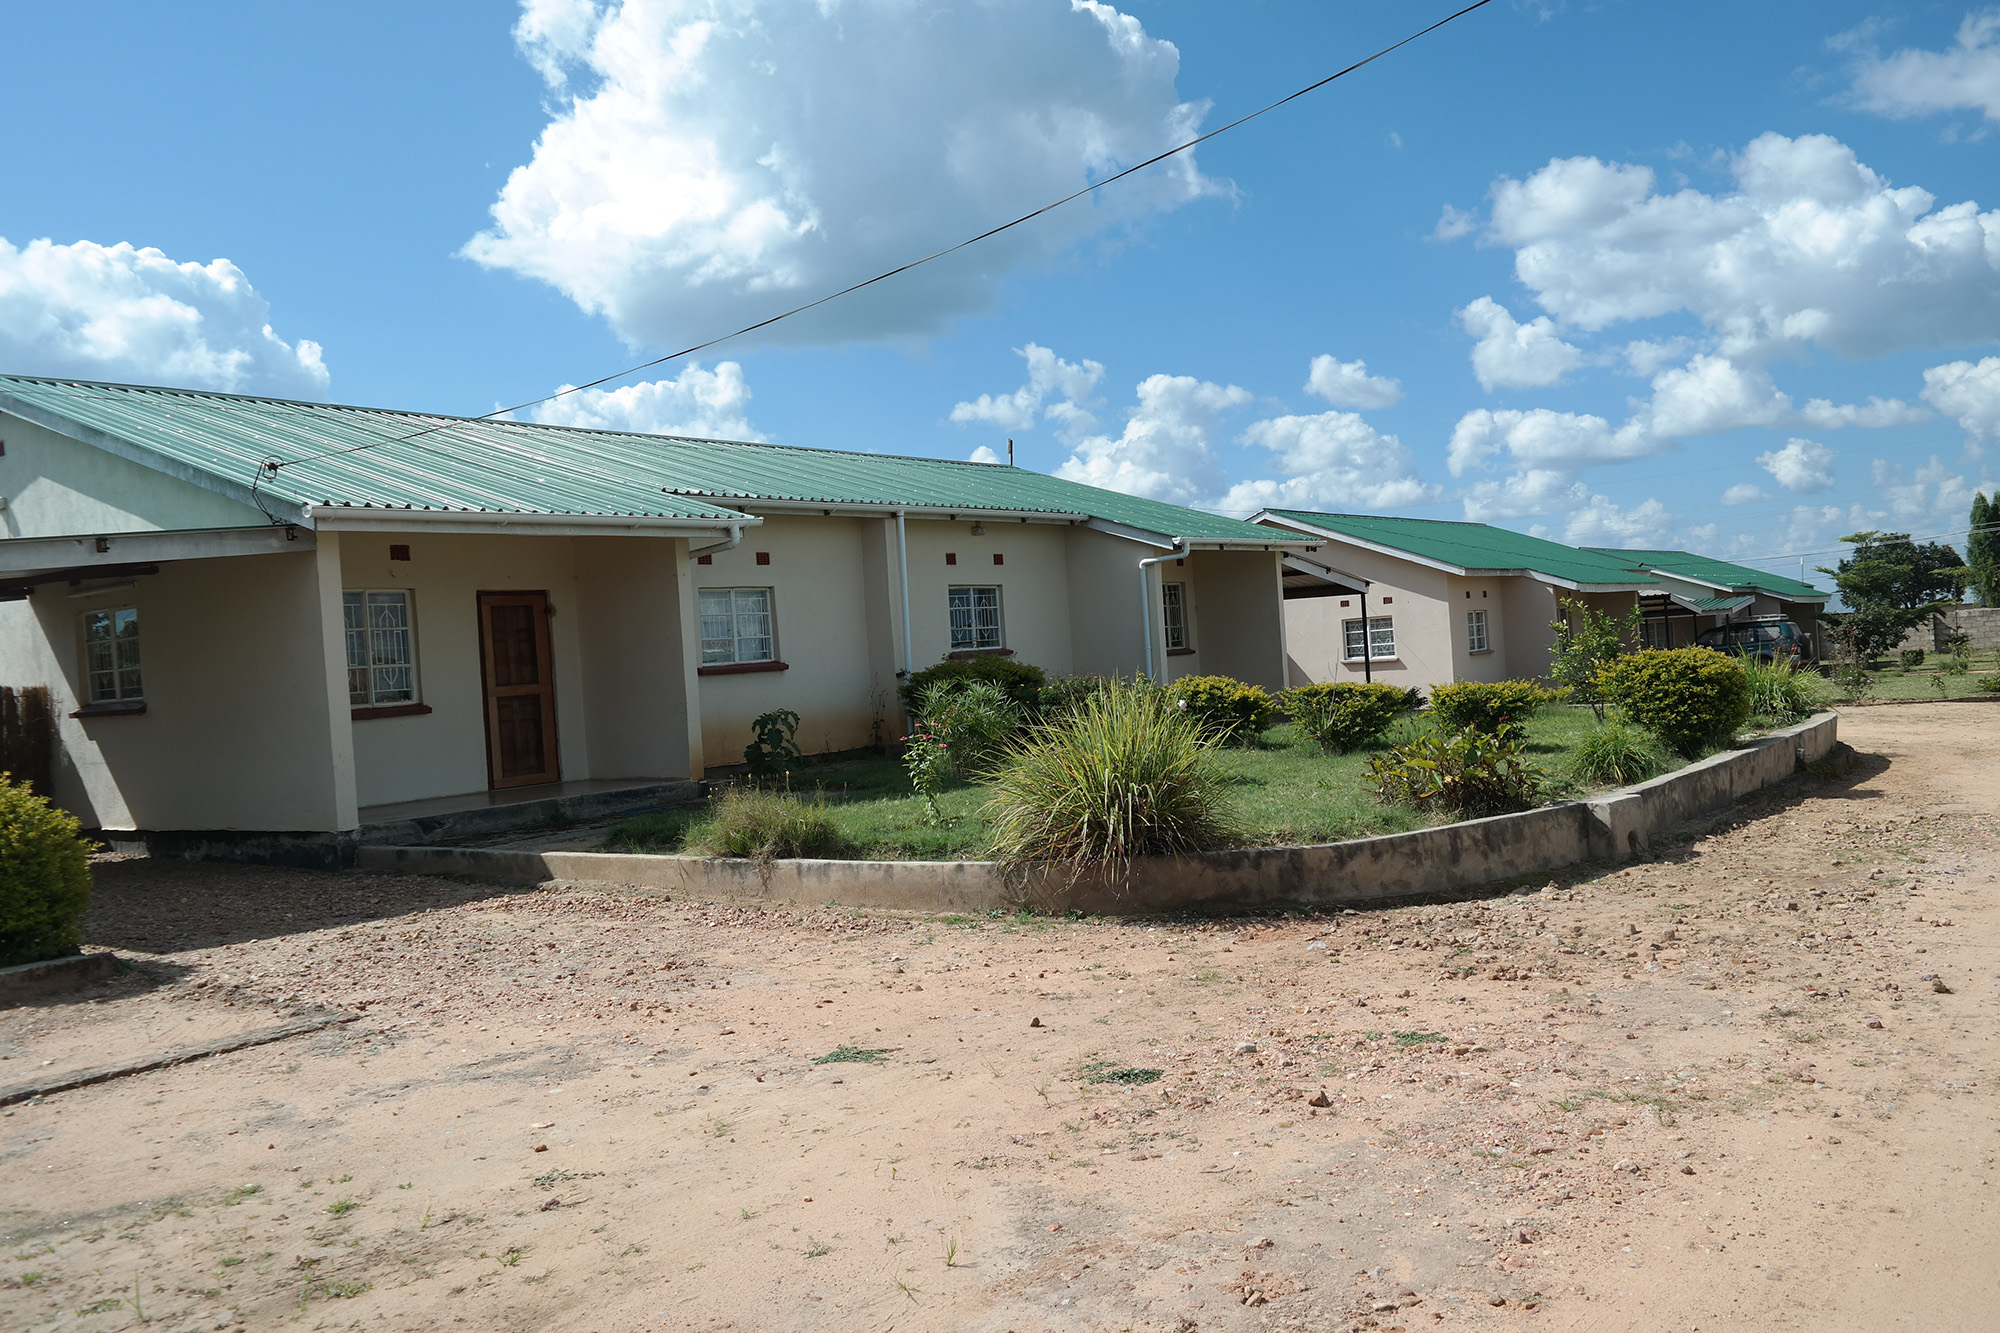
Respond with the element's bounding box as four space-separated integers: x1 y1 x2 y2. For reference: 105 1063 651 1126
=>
1 702 1995 1332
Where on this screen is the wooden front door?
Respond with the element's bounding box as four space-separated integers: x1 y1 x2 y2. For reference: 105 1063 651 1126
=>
478 591 560 789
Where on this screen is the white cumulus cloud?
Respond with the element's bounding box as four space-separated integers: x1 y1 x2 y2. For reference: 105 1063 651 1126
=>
1055 374 1249 508
0 237 326 395
1485 132 2000 361
1561 494 1674 548
468 0 1220 349
1757 438 1837 494
1456 296 1583 390
1923 355 2000 440
1849 10 2000 122
528 360 762 439
1447 407 1654 478
1222 412 1437 513
1721 483 1771 505
949 342 1105 435
1303 354 1403 409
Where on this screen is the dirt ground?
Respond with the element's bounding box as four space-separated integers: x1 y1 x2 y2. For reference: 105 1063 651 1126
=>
2 703 1995 1333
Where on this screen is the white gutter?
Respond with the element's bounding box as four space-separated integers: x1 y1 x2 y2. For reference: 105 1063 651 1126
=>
896 510 915 679
1138 539 1185 681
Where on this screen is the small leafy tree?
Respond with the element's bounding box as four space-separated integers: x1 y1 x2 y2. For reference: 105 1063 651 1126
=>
1817 530 1968 660
1548 600 1640 720
1969 491 1998 608
743 709 804 776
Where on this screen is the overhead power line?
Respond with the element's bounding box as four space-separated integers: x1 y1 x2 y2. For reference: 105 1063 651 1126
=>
260 0 1498 479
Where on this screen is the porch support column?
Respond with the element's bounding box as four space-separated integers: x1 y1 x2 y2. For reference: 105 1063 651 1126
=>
310 531 361 831
573 535 705 781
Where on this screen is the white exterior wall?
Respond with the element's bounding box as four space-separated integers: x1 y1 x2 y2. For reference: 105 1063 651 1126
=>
0 543 355 831
1444 575 1510 682
0 416 263 538
1282 546 1454 689
1182 550 1288 692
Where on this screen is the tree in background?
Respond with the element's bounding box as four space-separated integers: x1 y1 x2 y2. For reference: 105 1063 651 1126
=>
1817 530 1969 660
1547 599 1640 720
1971 492 1999 608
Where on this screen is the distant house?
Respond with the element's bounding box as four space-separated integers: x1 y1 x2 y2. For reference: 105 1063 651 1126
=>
1583 548 1829 656
1250 510 1659 692
0 376 1313 840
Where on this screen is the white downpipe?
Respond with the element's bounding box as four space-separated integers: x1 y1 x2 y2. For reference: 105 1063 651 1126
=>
688 522 745 557
895 510 914 678
1137 539 1185 681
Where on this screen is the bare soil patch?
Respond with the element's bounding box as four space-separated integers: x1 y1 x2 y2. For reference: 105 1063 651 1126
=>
2 704 1995 1332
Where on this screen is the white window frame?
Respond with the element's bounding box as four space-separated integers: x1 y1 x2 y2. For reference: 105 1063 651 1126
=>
948 585 1004 651
344 589 419 706
1466 609 1489 654
699 587 777 666
1342 616 1396 662
82 606 144 703
1161 581 1189 652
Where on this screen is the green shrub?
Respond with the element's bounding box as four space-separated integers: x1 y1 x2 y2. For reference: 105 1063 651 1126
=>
983 677 1241 878
1898 647 1926 669
1366 721 1547 820
1562 720 1672 788
1427 679 1552 733
743 708 803 776
1597 647 1751 758
1742 656 1831 725
0 775 93 966
899 656 1046 713
1278 681 1410 753
686 787 849 860
910 681 1022 774
1038 674 1113 719
1170 675 1276 745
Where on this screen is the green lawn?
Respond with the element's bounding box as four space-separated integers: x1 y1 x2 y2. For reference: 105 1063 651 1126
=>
1840 662 2000 702
606 705 1603 861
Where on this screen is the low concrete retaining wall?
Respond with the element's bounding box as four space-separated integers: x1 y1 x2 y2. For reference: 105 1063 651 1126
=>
0 952 118 1006
357 713 1840 915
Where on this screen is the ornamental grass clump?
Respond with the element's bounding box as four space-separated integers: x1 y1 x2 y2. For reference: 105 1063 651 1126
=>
982 677 1241 880
1597 647 1750 758
0 774 94 967
1741 656 1831 725
1278 681 1410 754
1562 720 1672 789
686 787 848 861
1426 679 1552 733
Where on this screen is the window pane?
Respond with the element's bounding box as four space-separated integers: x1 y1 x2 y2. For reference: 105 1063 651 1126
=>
1369 617 1395 657
343 591 364 630
701 639 736 665
698 590 732 617
1162 583 1186 650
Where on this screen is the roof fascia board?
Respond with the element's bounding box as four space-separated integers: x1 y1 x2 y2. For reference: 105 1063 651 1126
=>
1248 515 1470 575
307 508 750 538
1281 552 1371 587
734 498 1087 524
0 391 298 525
1646 567 1736 592
0 525 314 578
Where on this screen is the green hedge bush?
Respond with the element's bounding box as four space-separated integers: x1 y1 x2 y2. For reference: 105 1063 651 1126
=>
1170 675 1276 745
1427 679 1551 733
1278 681 1410 753
899 655 1047 713
1598 647 1750 758
0 775 93 966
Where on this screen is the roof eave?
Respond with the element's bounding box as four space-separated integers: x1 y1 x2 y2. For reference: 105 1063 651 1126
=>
307 506 755 538
1249 514 1469 575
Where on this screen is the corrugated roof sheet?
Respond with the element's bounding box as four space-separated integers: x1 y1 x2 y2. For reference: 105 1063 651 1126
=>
1588 547 1826 600
1676 594 1756 613
1261 510 1656 587
0 375 1301 545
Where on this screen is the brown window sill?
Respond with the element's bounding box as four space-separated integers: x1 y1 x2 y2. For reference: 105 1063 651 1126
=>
1166 647 1197 657
698 660 790 676
946 647 1013 660
70 700 146 719
352 703 434 721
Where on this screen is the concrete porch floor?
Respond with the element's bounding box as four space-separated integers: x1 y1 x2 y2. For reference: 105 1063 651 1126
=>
356 777 704 847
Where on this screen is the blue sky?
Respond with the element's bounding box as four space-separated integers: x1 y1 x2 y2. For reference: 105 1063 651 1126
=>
3 0 1997 582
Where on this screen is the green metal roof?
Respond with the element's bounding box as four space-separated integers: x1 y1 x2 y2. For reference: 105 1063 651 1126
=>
0 375 1303 547
1586 547 1826 601
1260 510 1657 588
1677 594 1756 613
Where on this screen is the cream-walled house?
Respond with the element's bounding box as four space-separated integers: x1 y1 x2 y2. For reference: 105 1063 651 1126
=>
0 375 1313 841
1583 548 1828 657
1250 510 1659 692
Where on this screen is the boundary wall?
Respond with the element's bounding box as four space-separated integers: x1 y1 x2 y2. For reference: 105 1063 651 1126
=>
357 714 1839 915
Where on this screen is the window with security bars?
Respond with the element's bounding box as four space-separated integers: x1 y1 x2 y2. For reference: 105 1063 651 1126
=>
1466 609 1489 653
344 590 416 705
948 586 1003 650
83 607 143 702
1162 582 1189 651
699 588 775 664
1342 616 1396 661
